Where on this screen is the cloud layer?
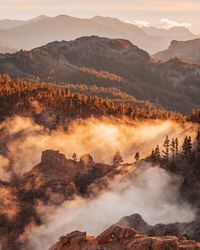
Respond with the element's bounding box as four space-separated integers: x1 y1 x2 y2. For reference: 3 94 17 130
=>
129 18 192 29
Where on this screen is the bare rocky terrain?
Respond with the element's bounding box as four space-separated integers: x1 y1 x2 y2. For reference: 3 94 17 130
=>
49 225 200 250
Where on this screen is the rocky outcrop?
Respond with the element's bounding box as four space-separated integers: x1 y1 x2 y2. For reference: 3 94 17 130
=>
49 225 200 250
80 154 94 167
117 213 200 242
153 38 200 64
117 213 152 235
0 150 117 249
21 150 116 202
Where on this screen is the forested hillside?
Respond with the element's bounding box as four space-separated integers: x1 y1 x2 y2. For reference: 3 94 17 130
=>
146 131 200 205
0 75 187 128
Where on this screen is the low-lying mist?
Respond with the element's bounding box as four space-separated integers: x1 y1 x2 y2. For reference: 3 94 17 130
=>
0 115 197 180
0 115 198 249
28 165 196 250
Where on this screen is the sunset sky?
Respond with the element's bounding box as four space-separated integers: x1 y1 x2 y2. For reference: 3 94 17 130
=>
0 0 199 34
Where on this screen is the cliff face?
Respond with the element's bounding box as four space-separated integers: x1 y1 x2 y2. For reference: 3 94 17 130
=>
49 225 200 250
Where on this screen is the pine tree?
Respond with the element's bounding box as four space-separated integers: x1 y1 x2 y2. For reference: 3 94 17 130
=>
188 136 192 155
175 138 179 159
162 135 170 160
170 138 176 160
154 145 161 161
196 131 200 153
135 152 140 162
113 151 123 166
72 153 77 161
151 149 155 161
182 136 192 159
182 136 189 158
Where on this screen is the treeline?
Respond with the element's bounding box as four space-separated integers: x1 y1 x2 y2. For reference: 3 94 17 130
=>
149 132 200 163
0 75 187 127
188 109 200 123
146 130 200 205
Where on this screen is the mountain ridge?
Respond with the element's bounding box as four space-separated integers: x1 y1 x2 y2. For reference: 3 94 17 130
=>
0 36 200 113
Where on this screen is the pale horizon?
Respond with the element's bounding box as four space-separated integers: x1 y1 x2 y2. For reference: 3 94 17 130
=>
0 0 199 34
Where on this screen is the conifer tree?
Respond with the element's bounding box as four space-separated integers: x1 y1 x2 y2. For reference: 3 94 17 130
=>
151 149 155 161
170 138 176 160
113 151 123 166
135 152 140 162
182 136 189 158
154 145 161 161
196 131 200 153
162 135 170 160
182 136 192 159
175 138 179 159
188 136 192 156
72 153 77 161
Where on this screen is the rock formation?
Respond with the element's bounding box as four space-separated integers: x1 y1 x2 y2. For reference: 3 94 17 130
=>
49 225 200 250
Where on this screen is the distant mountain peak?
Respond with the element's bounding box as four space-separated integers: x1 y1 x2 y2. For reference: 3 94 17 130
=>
153 38 200 64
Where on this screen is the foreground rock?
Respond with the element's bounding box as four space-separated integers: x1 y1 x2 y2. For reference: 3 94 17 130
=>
49 225 200 250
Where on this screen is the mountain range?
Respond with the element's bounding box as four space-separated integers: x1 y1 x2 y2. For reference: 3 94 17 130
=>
0 36 200 113
0 15 197 54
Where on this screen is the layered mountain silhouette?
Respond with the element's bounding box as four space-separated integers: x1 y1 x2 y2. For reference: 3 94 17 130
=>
0 36 200 113
0 15 196 54
153 38 200 64
0 15 47 30
142 26 195 50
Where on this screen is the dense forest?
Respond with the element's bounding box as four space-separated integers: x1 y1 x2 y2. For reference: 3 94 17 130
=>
145 131 200 205
0 74 192 129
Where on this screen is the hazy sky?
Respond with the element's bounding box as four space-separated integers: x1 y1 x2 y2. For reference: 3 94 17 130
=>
0 0 199 33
